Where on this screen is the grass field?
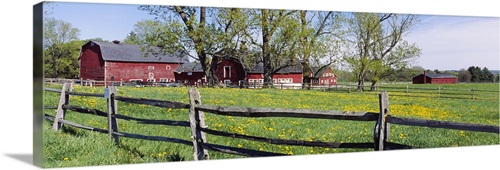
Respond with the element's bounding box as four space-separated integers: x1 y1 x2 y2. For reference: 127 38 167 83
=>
42 83 499 168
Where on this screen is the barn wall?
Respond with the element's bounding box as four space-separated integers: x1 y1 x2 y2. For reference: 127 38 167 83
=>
318 76 337 85
430 78 458 84
412 75 425 84
79 43 105 80
247 73 303 84
215 58 246 84
105 61 180 82
174 72 206 85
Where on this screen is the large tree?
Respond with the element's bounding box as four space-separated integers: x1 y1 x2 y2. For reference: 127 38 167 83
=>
343 13 421 91
298 10 344 88
242 9 303 87
138 6 250 86
43 18 81 78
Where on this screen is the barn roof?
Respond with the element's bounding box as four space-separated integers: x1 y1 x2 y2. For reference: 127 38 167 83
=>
175 62 204 73
85 41 190 63
415 74 458 78
310 66 333 78
247 63 303 74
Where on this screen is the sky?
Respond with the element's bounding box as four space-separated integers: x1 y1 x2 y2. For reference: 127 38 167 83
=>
45 1 500 71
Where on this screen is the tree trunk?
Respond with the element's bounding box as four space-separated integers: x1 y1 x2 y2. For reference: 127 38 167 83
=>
261 9 273 88
208 56 220 87
370 81 377 91
357 80 364 91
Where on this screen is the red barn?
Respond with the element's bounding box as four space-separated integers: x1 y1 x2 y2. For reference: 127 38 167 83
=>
215 56 247 85
412 73 458 84
247 63 303 89
79 40 189 86
304 66 337 86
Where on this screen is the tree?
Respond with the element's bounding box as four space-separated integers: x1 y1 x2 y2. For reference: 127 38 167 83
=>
123 31 140 44
343 13 421 91
44 18 81 78
468 66 482 82
138 6 250 86
457 68 471 82
481 67 494 82
241 9 301 87
298 11 344 89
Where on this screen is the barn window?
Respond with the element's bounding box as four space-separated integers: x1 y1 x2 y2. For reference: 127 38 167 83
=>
147 79 155 82
159 78 168 82
148 73 154 79
188 72 193 76
224 66 231 78
224 80 231 85
166 66 171 70
273 79 277 83
129 79 143 82
148 66 154 70
313 80 318 83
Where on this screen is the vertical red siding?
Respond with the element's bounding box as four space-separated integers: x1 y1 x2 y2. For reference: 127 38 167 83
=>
215 58 246 84
174 72 206 85
105 61 180 82
79 43 105 80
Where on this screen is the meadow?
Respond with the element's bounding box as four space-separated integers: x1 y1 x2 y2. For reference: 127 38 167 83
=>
42 83 499 168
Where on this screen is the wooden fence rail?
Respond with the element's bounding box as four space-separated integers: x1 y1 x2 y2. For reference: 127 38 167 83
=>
44 83 500 161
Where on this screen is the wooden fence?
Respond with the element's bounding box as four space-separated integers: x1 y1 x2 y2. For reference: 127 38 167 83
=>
43 83 500 160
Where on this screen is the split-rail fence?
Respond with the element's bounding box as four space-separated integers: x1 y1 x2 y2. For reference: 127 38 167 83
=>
44 83 499 160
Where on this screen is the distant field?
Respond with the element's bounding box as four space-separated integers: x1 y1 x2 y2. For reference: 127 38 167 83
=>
42 83 499 168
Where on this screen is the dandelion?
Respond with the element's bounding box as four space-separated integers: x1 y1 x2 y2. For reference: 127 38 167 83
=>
63 157 69 161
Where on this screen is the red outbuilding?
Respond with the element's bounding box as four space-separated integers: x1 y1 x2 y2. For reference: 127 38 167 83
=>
412 73 458 84
304 66 337 86
174 62 206 86
79 40 189 86
247 63 303 89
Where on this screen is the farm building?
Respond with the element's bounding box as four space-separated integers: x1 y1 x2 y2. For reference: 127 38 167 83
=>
412 72 458 84
214 56 247 85
247 63 303 88
303 65 337 86
174 62 206 85
175 56 247 86
79 40 189 85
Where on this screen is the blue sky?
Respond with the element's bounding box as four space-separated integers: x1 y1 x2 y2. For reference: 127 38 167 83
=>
45 1 499 71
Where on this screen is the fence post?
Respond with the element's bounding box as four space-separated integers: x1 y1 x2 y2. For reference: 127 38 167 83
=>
406 85 409 96
188 88 209 160
438 86 441 98
80 78 83 86
471 88 475 100
52 83 73 130
107 86 119 145
348 83 351 93
120 79 123 86
374 91 389 151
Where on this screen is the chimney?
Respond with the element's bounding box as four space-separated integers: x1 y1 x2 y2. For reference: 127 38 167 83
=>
423 70 426 84
112 40 120 44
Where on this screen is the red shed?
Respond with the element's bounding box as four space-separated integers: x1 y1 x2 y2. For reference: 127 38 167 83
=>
174 63 206 86
247 63 303 88
304 66 337 86
412 73 458 84
79 40 189 86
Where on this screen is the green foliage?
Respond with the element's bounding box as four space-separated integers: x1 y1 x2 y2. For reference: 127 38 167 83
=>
467 66 495 83
44 18 81 78
343 13 421 89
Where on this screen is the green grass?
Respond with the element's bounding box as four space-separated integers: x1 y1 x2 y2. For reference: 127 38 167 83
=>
42 83 500 168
